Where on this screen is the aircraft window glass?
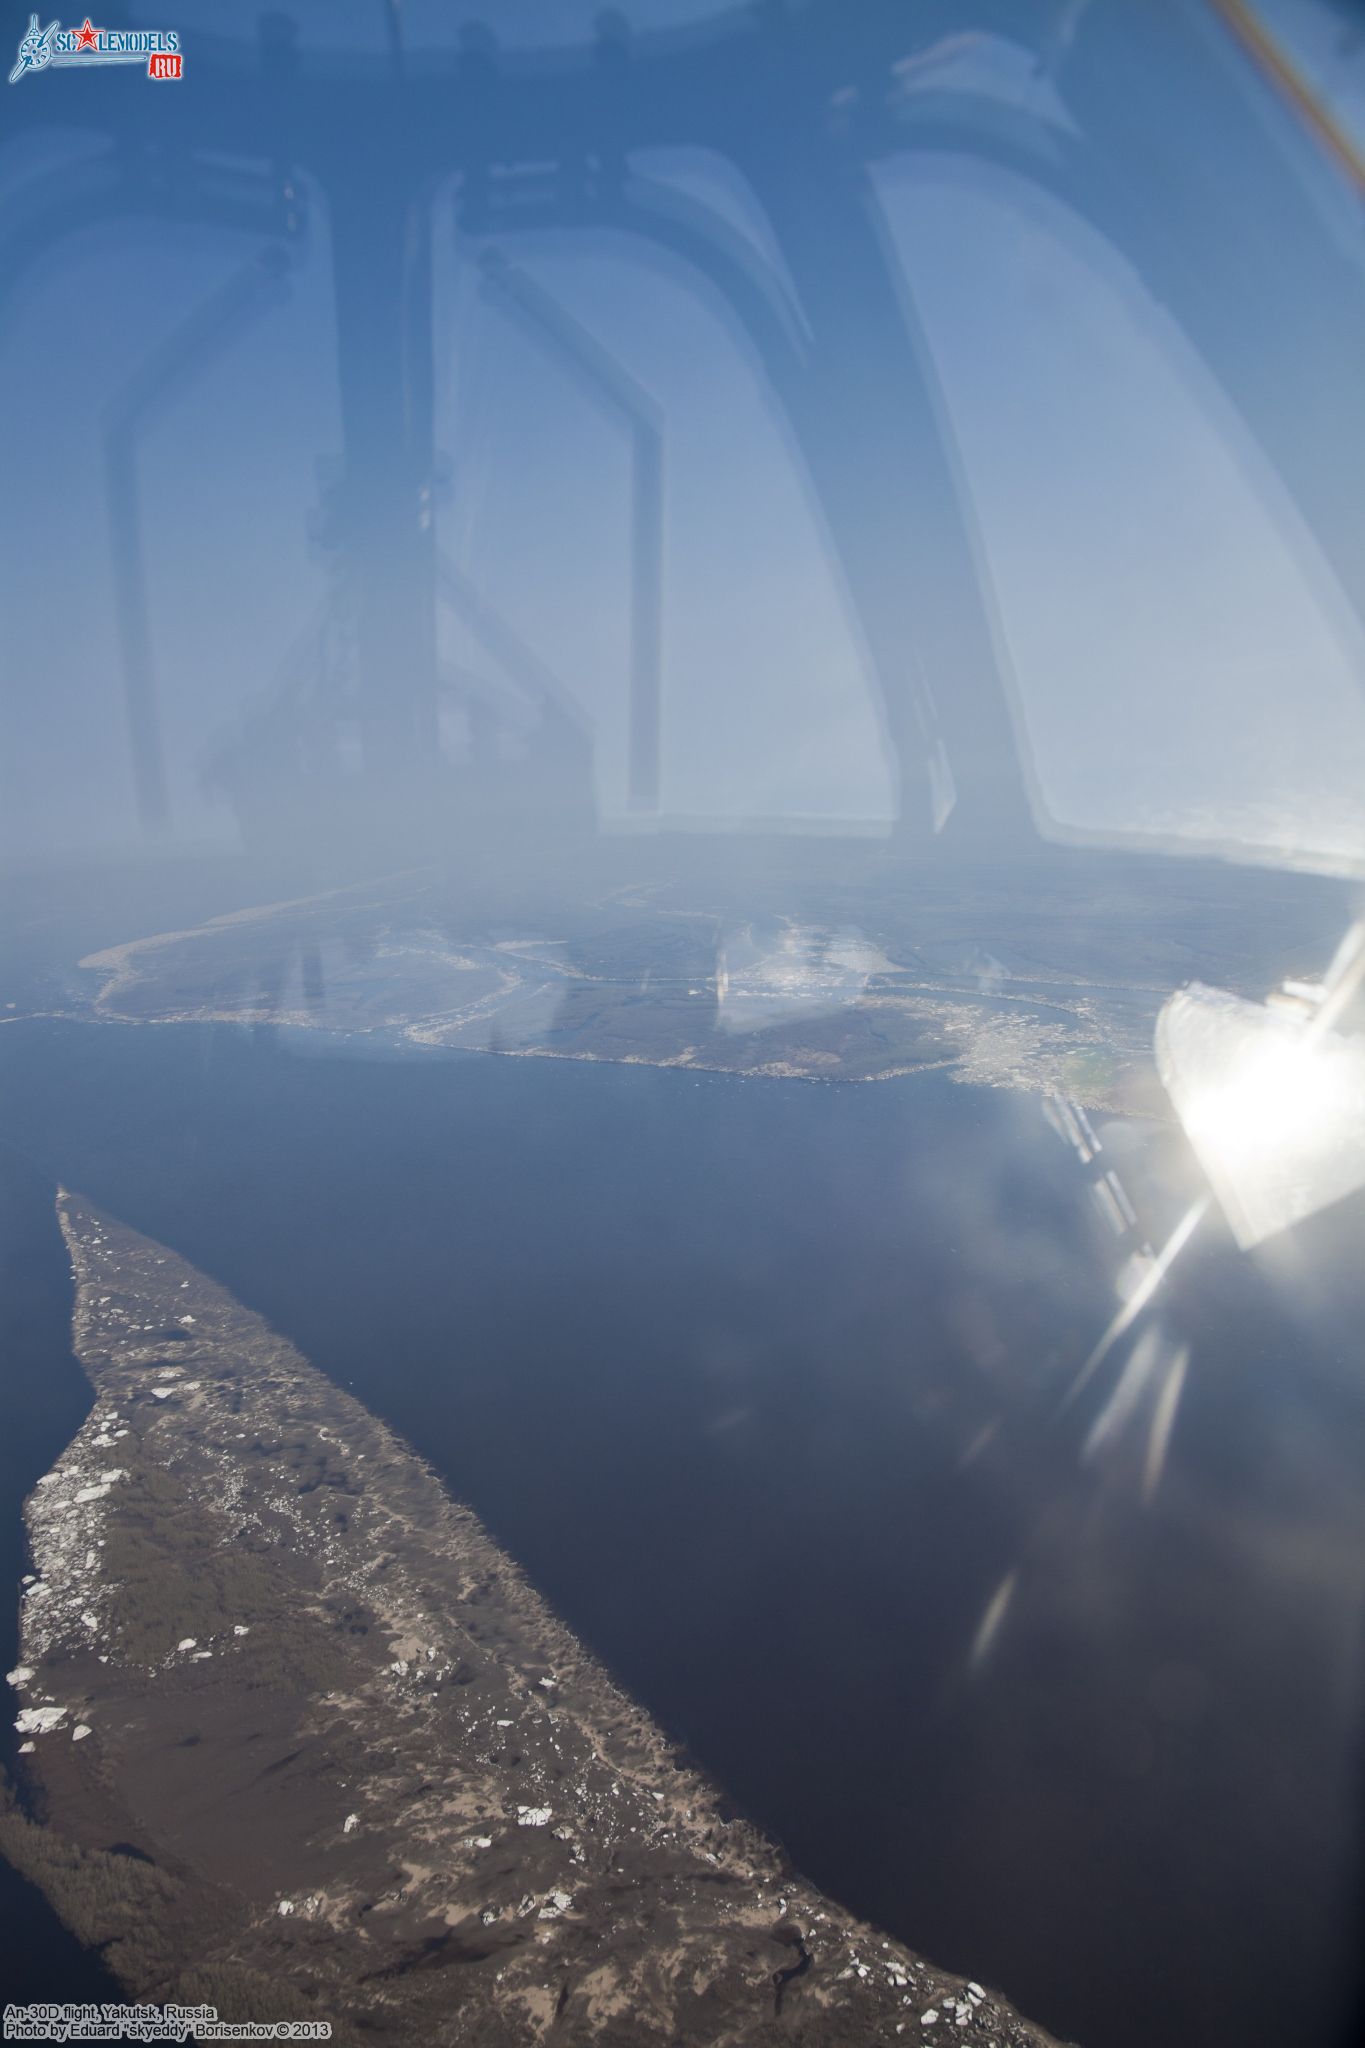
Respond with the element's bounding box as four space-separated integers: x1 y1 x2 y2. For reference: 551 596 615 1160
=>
436 228 894 828
0 173 341 852
874 151 1365 875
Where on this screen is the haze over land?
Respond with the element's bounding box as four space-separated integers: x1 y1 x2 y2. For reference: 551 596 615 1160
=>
4 846 1353 1117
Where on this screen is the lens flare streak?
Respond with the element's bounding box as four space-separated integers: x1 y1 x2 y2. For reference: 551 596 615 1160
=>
1060 1196 1208 1415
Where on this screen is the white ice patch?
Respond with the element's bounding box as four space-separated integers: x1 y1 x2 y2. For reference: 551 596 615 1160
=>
74 1484 111 1503
177 1638 197 1652
15 1706 66 1735
516 1806 552 1827
6 1666 33 1686
72 1725 91 1742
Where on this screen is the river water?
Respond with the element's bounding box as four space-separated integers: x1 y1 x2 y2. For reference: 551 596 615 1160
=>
1 1018 1361 2048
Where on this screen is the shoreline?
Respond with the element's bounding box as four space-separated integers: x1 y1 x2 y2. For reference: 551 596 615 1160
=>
3 1191 1063 2046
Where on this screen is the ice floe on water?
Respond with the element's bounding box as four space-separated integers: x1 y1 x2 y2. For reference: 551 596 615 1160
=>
15 1705 67 1735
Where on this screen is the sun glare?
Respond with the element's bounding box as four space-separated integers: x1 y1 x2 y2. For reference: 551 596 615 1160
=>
1182 1030 1342 1175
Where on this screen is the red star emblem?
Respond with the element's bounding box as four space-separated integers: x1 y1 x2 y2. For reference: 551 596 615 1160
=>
74 19 98 52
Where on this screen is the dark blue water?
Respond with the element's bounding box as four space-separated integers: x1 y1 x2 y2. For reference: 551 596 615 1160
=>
1 1019 1362 2048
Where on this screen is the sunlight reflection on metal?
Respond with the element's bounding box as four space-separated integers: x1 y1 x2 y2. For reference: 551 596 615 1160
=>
1157 922 1365 1250
968 1567 1017 1676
